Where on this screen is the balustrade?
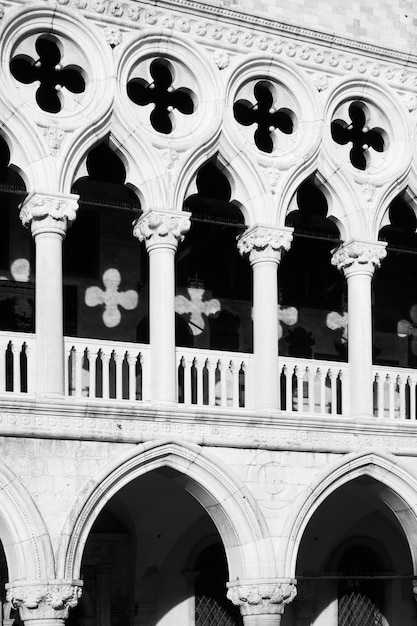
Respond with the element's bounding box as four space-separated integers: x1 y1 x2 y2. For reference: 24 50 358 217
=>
64 337 149 402
0 331 34 393
2 331 417 423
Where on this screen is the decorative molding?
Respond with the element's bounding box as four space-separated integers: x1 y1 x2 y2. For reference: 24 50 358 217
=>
238 225 293 264
331 240 387 276
133 209 191 251
227 580 297 616
19 192 79 235
3 400 417 455
7 581 83 621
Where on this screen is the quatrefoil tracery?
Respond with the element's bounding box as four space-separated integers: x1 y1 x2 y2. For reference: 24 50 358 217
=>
127 58 195 134
331 101 386 170
233 81 295 153
10 36 86 114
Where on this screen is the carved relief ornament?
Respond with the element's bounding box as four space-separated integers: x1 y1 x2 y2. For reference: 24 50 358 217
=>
7 582 82 621
20 192 79 236
227 581 297 616
331 239 387 276
238 225 293 264
133 209 191 251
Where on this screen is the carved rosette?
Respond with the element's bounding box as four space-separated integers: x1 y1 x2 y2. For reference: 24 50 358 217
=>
227 581 297 616
238 225 293 264
331 239 387 277
7 581 83 621
133 209 191 252
20 192 79 236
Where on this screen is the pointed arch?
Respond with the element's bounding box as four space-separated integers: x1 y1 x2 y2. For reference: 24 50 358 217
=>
0 456 54 582
59 439 275 584
281 450 417 579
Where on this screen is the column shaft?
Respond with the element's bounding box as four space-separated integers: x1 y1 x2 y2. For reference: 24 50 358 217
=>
148 245 177 402
34 231 65 395
252 259 279 409
346 269 373 416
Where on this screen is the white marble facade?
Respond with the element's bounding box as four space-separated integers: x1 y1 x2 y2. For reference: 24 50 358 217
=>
0 1 417 625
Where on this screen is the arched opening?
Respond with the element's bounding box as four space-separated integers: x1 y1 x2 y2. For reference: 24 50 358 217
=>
68 468 242 626
68 139 144 342
375 194 417 368
178 159 250 352
284 476 415 626
0 135 31 333
281 176 345 361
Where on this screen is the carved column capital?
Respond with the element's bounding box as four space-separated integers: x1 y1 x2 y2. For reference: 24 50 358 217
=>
227 580 297 616
331 239 387 277
238 225 293 265
20 191 79 237
133 209 191 252
7 581 83 621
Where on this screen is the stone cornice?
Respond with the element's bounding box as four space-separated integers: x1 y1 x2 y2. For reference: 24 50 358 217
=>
4 0 417 94
2 395 417 456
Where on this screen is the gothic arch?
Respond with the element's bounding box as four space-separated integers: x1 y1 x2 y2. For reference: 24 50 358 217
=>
0 456 54 582
280 450 417 579
59 439 275 584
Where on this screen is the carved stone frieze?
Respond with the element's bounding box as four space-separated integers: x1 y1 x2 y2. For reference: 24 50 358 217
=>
133 209 191 251
331 240 387 276
20 192 79 236
7 581 83 621
227 580 297 616
238 225 293 264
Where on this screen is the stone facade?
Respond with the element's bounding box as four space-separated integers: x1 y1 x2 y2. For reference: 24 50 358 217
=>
0 1 416 626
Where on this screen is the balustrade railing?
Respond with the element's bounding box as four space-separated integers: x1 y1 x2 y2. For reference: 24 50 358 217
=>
279 357 348 415
373 366 417 420
65 337 149 401
0 331 34 393
2 331 417 422
176 347 253 408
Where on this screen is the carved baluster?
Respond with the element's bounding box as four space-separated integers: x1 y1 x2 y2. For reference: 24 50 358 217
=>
74 347 82 398
11 342 21 392
195 358 203 406
319 368 325 414
386 374 394 418
330 370 337 415
86 349 96 398
207 359 216 406
283 364 291 411
101 351 110 400
232 360 239 408
398 374 406 419
113 352 123 400
295 366 302 412
127 354 136 401
183 356 192 405
306 367 314 413
220 360 228 407
409 376 416 420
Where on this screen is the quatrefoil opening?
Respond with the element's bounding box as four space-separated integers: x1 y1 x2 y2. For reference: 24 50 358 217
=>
233 81 296 153
10 35 86 114
331 101 386 170
127 58 196 134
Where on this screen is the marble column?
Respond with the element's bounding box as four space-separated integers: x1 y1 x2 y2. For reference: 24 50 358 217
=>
20 192 78 396
7 580 82 626
331 239 387 417
227 580 297 625
134 209 191 404
238 225 293 411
